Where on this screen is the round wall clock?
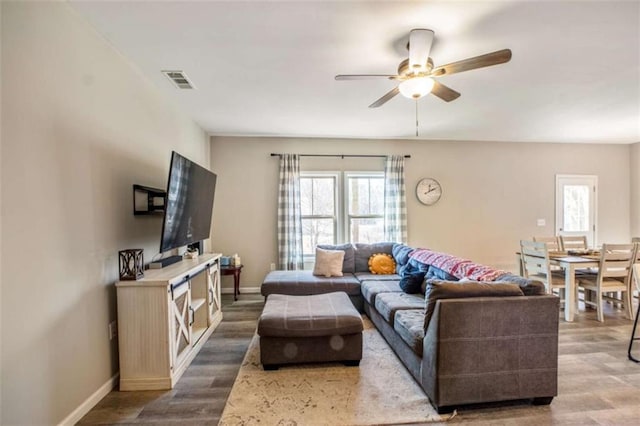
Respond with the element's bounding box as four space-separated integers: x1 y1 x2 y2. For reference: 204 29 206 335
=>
416 178 442 205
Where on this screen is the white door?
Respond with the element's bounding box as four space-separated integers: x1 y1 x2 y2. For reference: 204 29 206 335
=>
555 175 597 247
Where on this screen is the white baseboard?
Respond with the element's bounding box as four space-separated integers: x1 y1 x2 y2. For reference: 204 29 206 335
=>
221 287 261 294
58 373 119 426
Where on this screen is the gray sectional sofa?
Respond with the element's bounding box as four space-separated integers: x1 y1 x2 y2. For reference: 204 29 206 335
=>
260 242 560 413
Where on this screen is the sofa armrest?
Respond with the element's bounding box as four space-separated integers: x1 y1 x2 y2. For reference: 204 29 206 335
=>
421 295 559 408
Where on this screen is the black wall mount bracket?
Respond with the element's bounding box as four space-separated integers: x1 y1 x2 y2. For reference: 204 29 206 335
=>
133 184 166 216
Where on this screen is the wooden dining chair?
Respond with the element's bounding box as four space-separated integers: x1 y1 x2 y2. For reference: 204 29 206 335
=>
628 263 640 362
533 236 561 252
520 240 565 302
577 243 637 322
559 235 588 251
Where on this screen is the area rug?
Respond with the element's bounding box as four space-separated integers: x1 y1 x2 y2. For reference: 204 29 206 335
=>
218 318 456 425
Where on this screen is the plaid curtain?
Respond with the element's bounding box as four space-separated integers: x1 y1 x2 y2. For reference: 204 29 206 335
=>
383 155 408 243
277 154 304 270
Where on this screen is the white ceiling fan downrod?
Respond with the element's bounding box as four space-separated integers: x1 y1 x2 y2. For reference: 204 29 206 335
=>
415 99 419 137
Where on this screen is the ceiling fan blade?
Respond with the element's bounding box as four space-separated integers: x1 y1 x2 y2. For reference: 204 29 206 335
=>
432 49 512 77
369 86 400 108
431 81 461 102
408 29 434 73
335 74 398 80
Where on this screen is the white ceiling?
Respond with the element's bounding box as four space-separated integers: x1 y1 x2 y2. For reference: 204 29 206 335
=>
70 1 640 143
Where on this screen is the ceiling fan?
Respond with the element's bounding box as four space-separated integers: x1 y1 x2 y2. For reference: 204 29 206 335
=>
335 29 512 108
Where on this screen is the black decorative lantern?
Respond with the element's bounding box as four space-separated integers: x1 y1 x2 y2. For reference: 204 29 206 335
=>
119 249 144 281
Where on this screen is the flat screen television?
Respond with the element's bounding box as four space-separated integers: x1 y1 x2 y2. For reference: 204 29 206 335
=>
159 151 217 257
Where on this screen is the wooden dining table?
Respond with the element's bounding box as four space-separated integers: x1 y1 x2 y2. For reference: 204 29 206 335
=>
549 252 601 322
518 250 600 322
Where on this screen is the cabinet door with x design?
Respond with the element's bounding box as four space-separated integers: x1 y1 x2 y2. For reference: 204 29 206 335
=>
170 280 192 370
116 253 222 391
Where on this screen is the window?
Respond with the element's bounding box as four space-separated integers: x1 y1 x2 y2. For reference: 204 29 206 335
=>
300 171 384 256
300 173 338 257
555 174 597 246
346 173 384 243
562 185 590 232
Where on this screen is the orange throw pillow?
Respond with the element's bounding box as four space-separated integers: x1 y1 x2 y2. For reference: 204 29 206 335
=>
368 253 396 275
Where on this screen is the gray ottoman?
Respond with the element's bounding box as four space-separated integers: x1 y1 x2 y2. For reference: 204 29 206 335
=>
258 292 364 370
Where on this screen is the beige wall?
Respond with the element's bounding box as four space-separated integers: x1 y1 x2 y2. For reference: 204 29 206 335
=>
211 136 630 289
631 142 640 237
0 2 3 421
1 3 209 424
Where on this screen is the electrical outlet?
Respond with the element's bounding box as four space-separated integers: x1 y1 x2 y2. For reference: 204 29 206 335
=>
109 321 117 340
537 218 546 227
270 263 276 271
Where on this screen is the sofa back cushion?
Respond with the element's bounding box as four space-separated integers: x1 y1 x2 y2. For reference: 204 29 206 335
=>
354 242 395 272
317 243 355 273
424 280 524 330
392 243 415 273
495 273 546 296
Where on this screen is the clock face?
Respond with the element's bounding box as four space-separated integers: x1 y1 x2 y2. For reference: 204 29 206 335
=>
416 178 442 205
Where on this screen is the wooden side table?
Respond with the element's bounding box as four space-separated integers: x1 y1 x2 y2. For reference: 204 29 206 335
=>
221 264 243 301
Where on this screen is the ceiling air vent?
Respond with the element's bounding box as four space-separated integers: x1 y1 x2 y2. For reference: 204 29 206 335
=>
162 70 195 89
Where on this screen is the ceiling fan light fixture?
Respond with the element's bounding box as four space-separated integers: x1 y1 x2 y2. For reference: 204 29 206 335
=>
399 77 435 99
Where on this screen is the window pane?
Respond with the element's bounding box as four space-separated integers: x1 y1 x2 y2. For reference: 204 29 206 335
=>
300 178 312 216
349 177 384 215
563 185 589 232
302 218 335 255
312 178 334 215
369 178 384 215
349 178 370 215
349 218 384 244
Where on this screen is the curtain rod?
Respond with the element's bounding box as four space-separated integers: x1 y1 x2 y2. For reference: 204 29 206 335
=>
270 153 410 159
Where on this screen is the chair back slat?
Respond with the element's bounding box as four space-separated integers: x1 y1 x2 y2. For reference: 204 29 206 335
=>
632 239 640 262
597 243 636 283
634 263 640 292
522 260 547 275
520 240 553 290
560 235 588 251
533 236 561 252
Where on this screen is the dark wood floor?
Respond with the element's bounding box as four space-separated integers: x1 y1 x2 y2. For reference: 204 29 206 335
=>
79 295 640 425
78 294 265 425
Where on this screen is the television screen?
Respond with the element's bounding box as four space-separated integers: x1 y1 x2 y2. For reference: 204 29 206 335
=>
159 151 217 253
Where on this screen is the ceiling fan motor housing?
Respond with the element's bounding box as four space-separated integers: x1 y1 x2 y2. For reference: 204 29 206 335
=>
398 58 434 77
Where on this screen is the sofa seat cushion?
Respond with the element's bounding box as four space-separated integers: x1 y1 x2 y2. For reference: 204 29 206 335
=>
394 309 426 356
261 270 361 297
355 272 401 282
258 293 363 338
360 280 403 305
374 292 425 325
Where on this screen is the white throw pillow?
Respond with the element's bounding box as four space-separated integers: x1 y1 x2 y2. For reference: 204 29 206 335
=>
313 247 345 278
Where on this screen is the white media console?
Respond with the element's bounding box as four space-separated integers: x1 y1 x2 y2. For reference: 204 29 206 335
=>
116 253 222 391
